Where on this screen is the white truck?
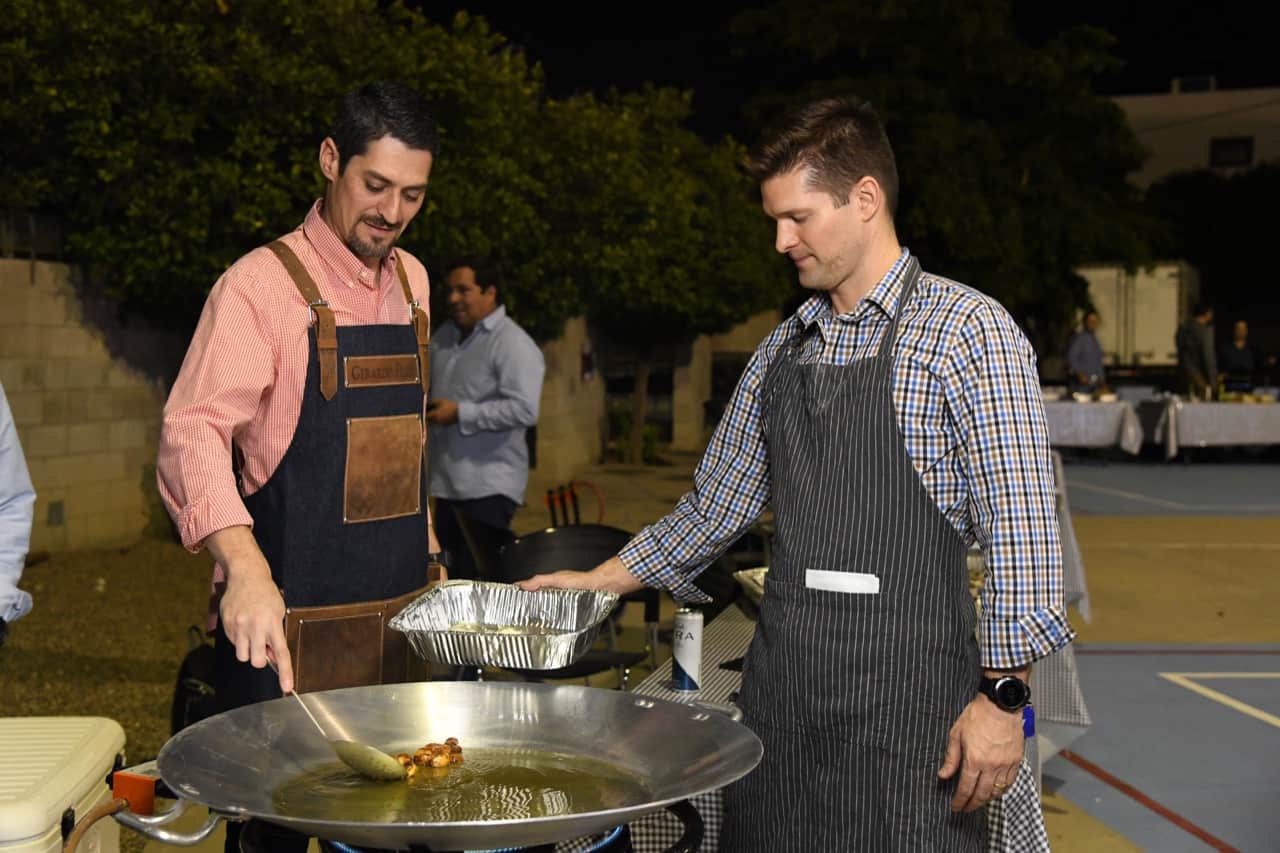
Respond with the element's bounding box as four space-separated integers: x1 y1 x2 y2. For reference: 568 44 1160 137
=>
1076 260 1201 367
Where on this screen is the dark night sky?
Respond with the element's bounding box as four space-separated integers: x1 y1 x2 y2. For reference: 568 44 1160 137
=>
421 3 1277 132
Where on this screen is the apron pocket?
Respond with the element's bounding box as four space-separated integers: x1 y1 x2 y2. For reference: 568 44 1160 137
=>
344 413 423 524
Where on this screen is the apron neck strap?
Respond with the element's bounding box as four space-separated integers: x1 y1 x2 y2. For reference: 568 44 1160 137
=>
874 256 923 363
268 241 339 401
394 255 431 395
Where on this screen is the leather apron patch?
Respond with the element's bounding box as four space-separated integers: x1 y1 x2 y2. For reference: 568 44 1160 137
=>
344 414 423 523
344 354 420 388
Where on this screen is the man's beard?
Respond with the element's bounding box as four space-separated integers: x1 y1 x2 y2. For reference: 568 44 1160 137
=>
346 216 400 259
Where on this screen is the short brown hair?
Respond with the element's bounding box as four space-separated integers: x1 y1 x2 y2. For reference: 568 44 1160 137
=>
745 96 899 216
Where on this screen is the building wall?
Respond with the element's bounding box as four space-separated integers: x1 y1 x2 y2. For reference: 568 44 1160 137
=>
1114 85 1280 187
668 309 781 452
530 315 606 483
671 336 711 451
708 309 782 355
0 259 175 554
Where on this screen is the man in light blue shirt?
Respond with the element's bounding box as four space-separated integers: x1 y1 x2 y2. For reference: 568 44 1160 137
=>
1065 310 1106 394
427 258 544 580
0 380 36 648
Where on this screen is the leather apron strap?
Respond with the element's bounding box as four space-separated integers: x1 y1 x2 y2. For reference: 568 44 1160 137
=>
268 241 339 400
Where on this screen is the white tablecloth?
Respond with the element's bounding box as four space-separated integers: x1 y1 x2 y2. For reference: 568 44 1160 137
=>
1042 400 1143 454
1150 398 1280 459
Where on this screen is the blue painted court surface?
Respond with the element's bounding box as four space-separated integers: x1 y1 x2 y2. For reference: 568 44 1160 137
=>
1059 461 1280 516
1044 646 1280 852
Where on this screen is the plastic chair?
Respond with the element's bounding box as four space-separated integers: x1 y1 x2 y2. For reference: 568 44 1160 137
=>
494 524 662 688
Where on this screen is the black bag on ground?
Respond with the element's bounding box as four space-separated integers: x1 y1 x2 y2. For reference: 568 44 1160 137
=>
170 625 217 735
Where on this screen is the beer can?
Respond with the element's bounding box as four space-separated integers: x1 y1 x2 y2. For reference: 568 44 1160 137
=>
671 607 703 691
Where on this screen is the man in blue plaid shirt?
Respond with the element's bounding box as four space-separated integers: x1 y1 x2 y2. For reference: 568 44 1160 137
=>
522 96 1073 851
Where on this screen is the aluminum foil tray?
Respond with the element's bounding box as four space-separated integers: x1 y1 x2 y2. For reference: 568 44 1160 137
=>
389 580 619 670
732 566 768 606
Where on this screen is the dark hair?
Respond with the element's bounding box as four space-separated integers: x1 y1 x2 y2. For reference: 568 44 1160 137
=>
330 81 440 173
1192 302 1213 318
745 96 899 216
446 256 504 305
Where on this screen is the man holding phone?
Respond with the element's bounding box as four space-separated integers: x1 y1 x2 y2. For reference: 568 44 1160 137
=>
427 258 544 579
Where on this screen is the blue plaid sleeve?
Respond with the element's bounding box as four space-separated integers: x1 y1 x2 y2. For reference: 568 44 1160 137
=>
947 302 1076 668
618 326 786 602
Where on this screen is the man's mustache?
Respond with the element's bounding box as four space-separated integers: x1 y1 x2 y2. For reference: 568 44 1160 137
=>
361 216 400 230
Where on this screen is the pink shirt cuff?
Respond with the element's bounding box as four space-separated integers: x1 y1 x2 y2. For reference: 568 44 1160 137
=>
178 486 254 553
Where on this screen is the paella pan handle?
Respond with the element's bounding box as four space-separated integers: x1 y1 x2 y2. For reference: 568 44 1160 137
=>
112 797 232 846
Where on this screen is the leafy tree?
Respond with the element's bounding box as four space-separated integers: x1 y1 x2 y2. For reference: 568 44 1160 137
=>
0 1 567 335
538 88 788 461
725 0 1158 357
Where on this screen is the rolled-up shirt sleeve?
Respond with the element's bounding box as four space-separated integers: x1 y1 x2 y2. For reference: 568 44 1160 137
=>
946 304 1076 669
157 271 276 552
0 383 35 623
619 334 779 602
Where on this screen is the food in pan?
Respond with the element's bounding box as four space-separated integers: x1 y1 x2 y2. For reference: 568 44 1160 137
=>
395 737 464 779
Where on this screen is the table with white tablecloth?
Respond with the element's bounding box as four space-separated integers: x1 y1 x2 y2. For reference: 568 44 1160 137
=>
1042 400 1143 454
1142 398 1280 459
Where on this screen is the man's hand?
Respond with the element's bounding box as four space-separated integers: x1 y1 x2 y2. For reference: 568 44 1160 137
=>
206 526 294 694
425 399 459 425
936 693 1025 812
516 556 645 596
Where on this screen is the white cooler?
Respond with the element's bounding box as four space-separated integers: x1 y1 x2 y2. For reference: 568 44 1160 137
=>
0 717 126 853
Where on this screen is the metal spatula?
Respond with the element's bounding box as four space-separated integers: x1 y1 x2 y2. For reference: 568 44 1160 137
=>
269 661 406 781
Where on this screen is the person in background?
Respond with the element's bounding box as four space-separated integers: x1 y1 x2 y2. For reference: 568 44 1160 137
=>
1175 303 1217 400
0 380 35 649
1065 310 1106 395
427 258 544 580
1219 320 1258 393
518 95 1070 851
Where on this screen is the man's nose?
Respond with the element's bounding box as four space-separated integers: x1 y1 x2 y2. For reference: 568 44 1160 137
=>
378 195 402 226
775 222 797 254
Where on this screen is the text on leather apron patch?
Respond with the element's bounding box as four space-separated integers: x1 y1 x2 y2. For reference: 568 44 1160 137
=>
344 355 421 388
344 414 423 523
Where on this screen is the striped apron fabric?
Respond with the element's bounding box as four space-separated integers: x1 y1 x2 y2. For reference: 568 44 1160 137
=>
723 260 989 851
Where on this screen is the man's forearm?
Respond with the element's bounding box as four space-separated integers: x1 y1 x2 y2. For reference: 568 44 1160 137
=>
590 556 646 595
205 526 271 582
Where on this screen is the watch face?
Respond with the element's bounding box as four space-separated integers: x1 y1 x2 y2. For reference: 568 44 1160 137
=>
995 677 1028 708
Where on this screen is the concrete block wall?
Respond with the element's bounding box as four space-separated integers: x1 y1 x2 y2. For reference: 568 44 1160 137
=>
671 336 712 451
532 316 606 484
0 259 166 553
669 309 781 452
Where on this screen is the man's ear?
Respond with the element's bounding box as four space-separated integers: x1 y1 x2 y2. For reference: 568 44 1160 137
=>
319 137 341 182
853 176 881 222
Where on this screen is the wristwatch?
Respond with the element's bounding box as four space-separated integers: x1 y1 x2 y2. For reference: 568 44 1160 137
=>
979 675 1031 712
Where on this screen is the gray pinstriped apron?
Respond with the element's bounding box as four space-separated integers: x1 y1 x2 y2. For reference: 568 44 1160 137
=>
723 259 986 851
